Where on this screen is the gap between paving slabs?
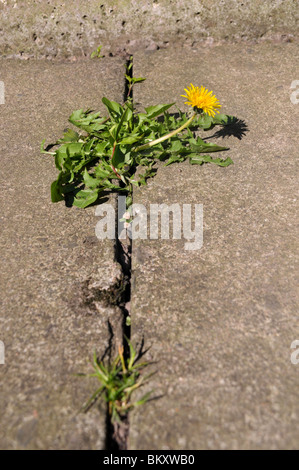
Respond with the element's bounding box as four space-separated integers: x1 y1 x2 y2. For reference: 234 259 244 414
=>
104 55 141 451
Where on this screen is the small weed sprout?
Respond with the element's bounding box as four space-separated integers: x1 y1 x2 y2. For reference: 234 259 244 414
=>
91 45 104 59
79 340 153 422
125 55 146 99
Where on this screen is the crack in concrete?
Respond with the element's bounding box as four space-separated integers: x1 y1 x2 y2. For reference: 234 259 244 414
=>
104 57 134 450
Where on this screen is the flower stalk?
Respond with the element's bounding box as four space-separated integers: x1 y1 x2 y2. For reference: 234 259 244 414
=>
134 112 196 152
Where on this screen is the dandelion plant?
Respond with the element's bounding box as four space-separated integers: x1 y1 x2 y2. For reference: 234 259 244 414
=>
42 79 234 210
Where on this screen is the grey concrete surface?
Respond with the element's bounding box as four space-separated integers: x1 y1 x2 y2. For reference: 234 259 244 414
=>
129 43 299 449
0 58 124 449
0 1 298 58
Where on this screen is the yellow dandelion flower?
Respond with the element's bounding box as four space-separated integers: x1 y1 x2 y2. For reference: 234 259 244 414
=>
181 84 221 117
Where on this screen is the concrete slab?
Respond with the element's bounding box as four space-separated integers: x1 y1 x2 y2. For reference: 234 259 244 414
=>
0 1 298 58
0 58 124 449
130 43 299 449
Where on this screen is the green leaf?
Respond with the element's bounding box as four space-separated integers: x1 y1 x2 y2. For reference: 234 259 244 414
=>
69 109 84 123
119 133 143 145
134 391 153 407
112 146 126 168
53 142 84 171
54 150 65 170
83 138 95 154
196 113 236 129
57 128 79 143
165 154 185 166
145 103 175 119
91 45 104 59
95 141 109 155
196 114 214 130
212 114 233 125
126 58 133 72
132 77 146 84
57 142 84 158
102 97 123 117
83 168 99 189
51 177 64 202
189 155 234 167
191 141 229 153
68 142 85 156
73 189 99 208
95 166 111 179
115 106 133 140
169 139 184 153
69 109 108 133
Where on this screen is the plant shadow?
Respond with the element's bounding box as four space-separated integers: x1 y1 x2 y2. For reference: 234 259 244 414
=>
207 117 248 140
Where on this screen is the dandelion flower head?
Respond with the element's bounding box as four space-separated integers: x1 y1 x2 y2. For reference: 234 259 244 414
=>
181 84 221 117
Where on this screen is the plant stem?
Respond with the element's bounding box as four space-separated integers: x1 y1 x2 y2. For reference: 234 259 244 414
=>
134 113 196 152
127 84 133 100
111 141 122 180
